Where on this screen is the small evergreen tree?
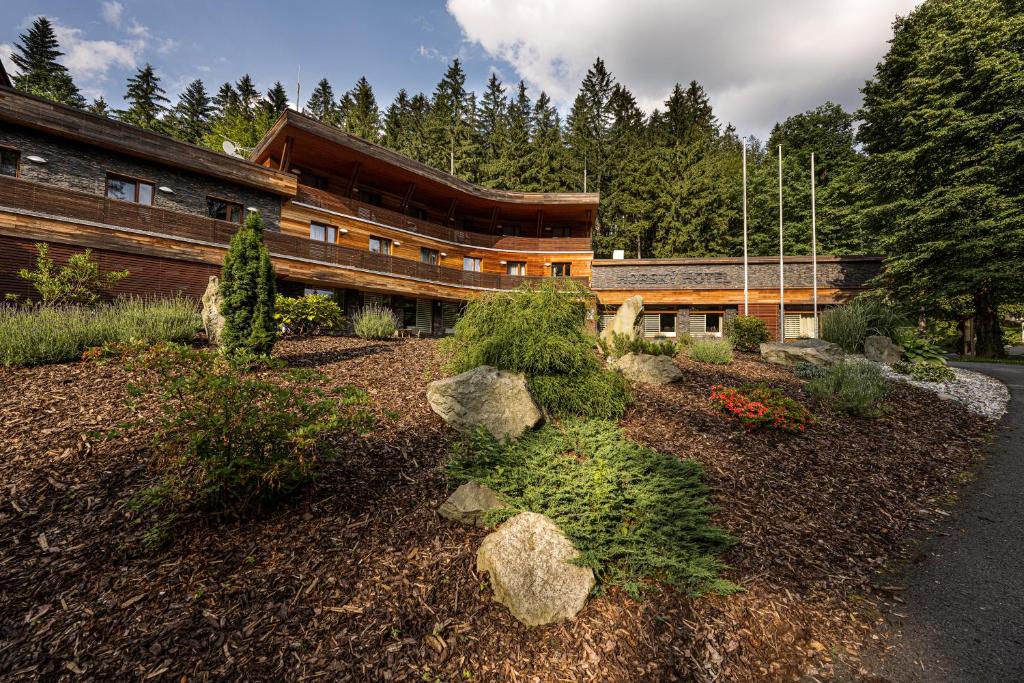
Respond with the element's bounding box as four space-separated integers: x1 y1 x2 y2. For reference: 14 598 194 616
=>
10 17 85 108
16 242 128 306
88 97 110 117
118 64 169 131
219 211 277 355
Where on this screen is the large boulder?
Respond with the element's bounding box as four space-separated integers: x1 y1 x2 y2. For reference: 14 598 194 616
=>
864 335 903 364
760 338 844 367
201 275 225 346
600 295 643 343
427 366 542 440
476 512 595 626
439 482 504 527
611 352 682 385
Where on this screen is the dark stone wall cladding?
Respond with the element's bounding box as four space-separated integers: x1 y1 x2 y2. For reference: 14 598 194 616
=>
591 260 880 290
0 125 282 227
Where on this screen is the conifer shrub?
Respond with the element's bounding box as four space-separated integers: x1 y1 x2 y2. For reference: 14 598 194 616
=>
352 303 399 339
820 299 905 353
599 331 677 359
122 344 374 544
727 315 771 352
808 358 888 417
219 210 277 355
275 294 345 336
442 281 629 419
688 338 734 365
448 420 735 597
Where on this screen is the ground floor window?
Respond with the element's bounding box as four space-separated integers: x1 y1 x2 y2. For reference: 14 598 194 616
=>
784 312 817 339
688 311 723 337
641 312 677 338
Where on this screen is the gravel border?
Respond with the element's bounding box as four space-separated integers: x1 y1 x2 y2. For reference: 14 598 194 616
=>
878 364 1010 420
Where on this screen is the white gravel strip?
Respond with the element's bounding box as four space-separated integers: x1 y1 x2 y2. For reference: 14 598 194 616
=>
878 364 1010 421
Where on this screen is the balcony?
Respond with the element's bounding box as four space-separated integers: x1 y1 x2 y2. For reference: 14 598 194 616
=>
0 175 588 292
292 185 593 252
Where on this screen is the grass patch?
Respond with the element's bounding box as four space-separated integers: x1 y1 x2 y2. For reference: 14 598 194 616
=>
353 304 398 339
0 296 200 367
449 420 736 597
688 338 734 365
819 298 905 353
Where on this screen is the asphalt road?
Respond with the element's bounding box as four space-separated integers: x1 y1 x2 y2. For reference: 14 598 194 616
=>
858 362 1024 681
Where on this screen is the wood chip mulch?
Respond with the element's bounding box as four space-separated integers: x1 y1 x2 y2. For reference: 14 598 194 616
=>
0 338 994 682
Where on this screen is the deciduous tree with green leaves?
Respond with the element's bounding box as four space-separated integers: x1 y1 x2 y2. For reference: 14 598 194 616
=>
219 211 277 356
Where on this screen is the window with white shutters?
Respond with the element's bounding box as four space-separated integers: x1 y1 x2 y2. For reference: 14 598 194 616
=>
415 299 432 333
688 314 707 336
599 314 615 331
642 314 660 337
442 303 460 333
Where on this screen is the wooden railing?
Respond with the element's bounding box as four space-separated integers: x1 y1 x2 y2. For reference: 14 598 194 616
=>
0 175 588 292
293 185 593 252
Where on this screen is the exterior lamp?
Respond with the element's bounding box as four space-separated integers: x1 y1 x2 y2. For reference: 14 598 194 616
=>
25 155 47 164
157 186 175 194
393 241 401 246
338 228 349 234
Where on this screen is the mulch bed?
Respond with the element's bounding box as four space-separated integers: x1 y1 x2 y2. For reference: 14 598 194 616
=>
0 338 994 682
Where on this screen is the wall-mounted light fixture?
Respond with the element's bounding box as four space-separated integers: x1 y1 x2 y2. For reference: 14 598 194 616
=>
25 155 47 164
440 252 448 257
393 241 401 246
544 262 552 267
499 260 507 265
246 207 260 214
338 228 349 234
157 186 175 194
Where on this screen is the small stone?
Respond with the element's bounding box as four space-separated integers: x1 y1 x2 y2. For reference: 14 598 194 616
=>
439 482 504 527
863 335 902 364
427 366 542 440
610 352 682 384
760 338 844 367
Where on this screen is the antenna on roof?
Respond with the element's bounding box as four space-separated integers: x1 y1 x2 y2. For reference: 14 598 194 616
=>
295 65 301 112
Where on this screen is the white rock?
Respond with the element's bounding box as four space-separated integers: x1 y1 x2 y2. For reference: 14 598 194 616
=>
600 295 644 343
427 366 542 440
201 275 225 346
611 352 682 384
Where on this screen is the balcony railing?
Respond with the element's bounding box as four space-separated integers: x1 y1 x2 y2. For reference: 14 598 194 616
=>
293 185 593 252
0 175 588 292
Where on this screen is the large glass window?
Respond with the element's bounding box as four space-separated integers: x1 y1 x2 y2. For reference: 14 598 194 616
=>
463 257 482 272
106 174 154 205
506 261 527 276
369 235 392 255
420 248 439 265
551 262 572 277
0 148 19 177
207 197 244 223
310 222 337 242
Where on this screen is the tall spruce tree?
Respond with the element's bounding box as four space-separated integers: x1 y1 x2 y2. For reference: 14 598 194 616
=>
565 59 615 201
10 17 85 108
170 79 213 144
342 76 381 142
219 210 277 355
235 74 260 117
524 92 568 193
265 81 290 117
477 74 508 187
858 0 1024 356
493 81 532 189
305 78 340 126
425 60 477 178
118 64 169 131
88 97 110 117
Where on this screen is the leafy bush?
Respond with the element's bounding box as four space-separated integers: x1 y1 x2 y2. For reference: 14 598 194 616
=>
599 331 677 359
448 420 735 597
710 384 815 433
275 294 345 336
0 296 200 367
528 370 631 420
891 360 912 375
909 362 956 382
220 211 277 355
894 328 948 365
123 344 374 542
688 338 733 365
727 315 770 352
808 358 888 417
12 242 129 306
793 362 828 380
352 303 398 339
820 298 906 353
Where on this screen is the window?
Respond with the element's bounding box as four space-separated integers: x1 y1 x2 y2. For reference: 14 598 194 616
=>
407 205 427 220
502 224 520 237
0 148 19 177
506 261 527 276
297 170 328 190
420 248 439 265
359 189 382 207
369 235 392 255
310 222 337 243
688 311 723 337
207 197 244 223
106 174 154 205
463 257 482 272
551 226 570 238
551 262 572 277
660 313 676 334
304 287 334 298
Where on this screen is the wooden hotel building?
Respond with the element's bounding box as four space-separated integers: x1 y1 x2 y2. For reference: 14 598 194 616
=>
0 82 880 339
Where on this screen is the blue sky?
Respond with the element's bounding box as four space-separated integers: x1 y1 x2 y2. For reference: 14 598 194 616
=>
1 1 922 139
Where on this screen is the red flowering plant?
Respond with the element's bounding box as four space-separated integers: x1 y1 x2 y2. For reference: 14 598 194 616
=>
709 384 814 433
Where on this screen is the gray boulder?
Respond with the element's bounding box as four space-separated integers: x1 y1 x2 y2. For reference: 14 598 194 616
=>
611 352 682 385
201 276 225 346
426 366 542 440
760 338 844 367
439 482 504 527
600 295 643 343
864 335 903 364
476 512 595 626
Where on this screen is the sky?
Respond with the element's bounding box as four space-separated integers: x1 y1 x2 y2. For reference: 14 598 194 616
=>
0 0 922 140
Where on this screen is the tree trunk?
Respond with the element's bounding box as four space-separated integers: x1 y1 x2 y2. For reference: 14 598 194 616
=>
973 288 1005 358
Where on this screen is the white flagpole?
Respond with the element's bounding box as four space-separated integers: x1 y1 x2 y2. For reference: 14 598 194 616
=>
778 144 785 340
742 140 749 316
811 152 819 338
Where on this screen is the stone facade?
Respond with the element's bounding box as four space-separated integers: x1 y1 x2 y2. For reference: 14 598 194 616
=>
591 259 881 291
0 124 282 226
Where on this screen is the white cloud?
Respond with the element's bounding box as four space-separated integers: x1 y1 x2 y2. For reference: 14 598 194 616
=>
101 1 124 27
447 0 922 137
0 43 17 76
51 21 140 82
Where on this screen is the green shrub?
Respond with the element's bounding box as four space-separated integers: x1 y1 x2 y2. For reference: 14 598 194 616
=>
448 420 735 597
0 296 200 367
528 370 631 420
599 331 677 359
894 328 948 365
123 344 374 542
275 294 345 336
820 298 906 353
793 362 828 380
220 210 277 355
710 384 815 433
727 315 770 352
675 331 693 349
688 338 733 365
808 358 888 417
908 362 956 383
12 242 129 306
352 303 398 339
891 360 912 375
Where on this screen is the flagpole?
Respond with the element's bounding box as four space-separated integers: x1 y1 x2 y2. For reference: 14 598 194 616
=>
778 144 785 341
811 152 819 338
742 139 749 316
